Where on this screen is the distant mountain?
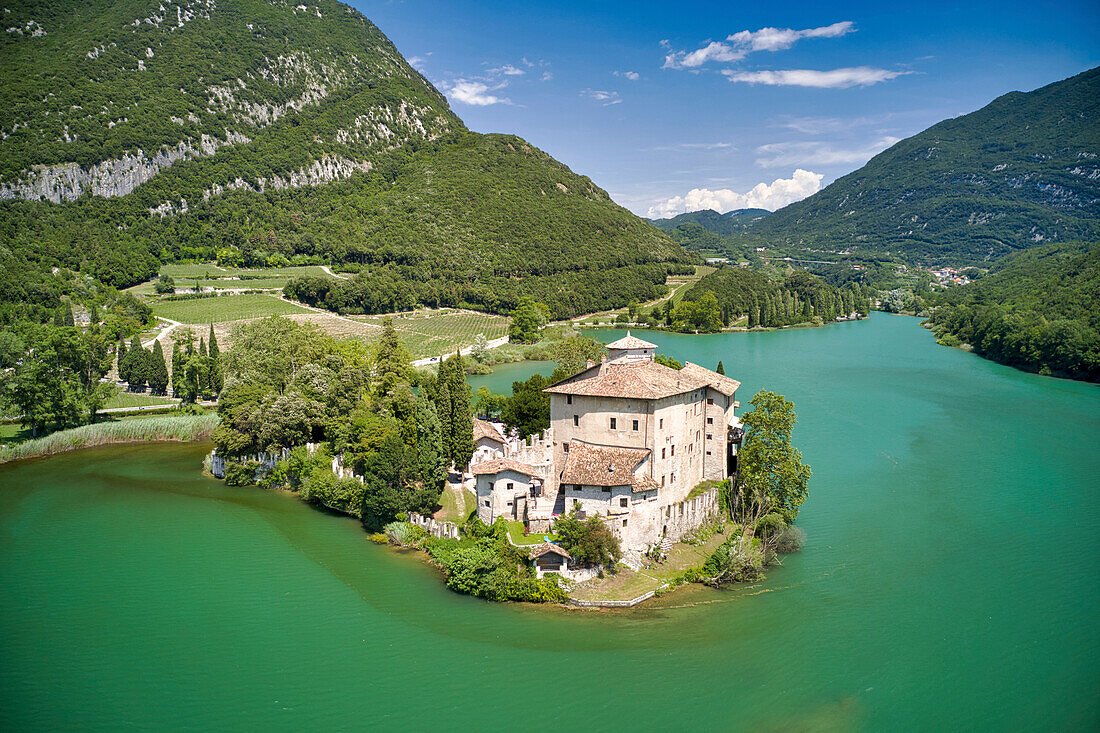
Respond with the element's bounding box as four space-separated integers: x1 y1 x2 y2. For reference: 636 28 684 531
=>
649 208 770 255
0 0 687 317
749 67 1100 265
651 208 770 236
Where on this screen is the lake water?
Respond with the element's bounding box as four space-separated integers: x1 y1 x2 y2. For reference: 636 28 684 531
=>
2 313 1098 731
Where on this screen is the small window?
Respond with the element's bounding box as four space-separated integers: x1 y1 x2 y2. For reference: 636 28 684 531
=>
602 487 611 493
632 419 639 431
659 418 663 429
707 398 714 406
619 497 628 507
706 450 712 456
573 415 579 427
671 445 676 456
567 395 573 405
564 443 570 453
506 501 512 506
661 475 666 487
622 518 628 527
488 482 495 490
671 472 676 483
706 434 712 440
484 500 490 507
707 417 713 425
507 482 514 490
661 448 666 459
610 417 617 430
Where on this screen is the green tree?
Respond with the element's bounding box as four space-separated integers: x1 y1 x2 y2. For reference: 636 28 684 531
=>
170 341 183 397
737 390 811 524
500 373 550 439
415 398 448 488
553 509 622 567
207 324 223 395
148 340 170 395
716 360 725 375
374 317 411 399
508 299 545 343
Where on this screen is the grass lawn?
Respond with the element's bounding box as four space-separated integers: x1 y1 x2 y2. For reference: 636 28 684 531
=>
0 422 35 446
436 485 476 524
104 388 177 409
357 309 510 359
568 522 735 602
151 294 314 324
504 520 558 546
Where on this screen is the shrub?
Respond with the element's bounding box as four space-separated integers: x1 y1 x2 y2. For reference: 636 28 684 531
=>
553 509 622 568
224 461 259 487
772 525 806 554
366 533 389 544
383 521 427 547
754 512 787 539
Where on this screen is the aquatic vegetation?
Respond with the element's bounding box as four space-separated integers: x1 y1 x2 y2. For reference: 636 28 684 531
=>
0 414 219 463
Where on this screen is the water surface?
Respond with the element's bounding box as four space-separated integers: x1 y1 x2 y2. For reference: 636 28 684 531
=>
2 313 1097 730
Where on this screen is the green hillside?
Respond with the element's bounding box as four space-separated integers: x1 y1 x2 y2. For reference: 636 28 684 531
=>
746 67 1100 265
927 242 1100 381
0 0 687 317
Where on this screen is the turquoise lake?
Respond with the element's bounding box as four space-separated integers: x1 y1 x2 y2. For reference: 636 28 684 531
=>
1 312 1097 730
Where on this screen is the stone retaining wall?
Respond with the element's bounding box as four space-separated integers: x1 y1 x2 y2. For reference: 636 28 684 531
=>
407 512 460 540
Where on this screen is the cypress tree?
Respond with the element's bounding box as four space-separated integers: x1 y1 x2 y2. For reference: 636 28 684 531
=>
171 342 182 397
716 361 725 375
117 339 128 383
125 337 147 391
149 341 169 394
207 324 222 395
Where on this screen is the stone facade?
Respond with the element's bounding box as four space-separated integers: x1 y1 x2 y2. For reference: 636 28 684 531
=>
469 333 741 555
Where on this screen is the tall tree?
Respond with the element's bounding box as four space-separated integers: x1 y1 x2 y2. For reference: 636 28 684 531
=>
737 390 812 524
148 340 170 395
207 324 223 395
374 317 411 399
716 361 725 375
414 398 448 488
170 341 183 397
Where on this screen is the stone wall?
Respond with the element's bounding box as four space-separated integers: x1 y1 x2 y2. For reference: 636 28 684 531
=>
613 486 721 555
407 512 460 540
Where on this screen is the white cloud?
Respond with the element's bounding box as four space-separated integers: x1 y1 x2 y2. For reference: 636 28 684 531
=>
448 80 510 106
582 89 622 106
723 66 910 88
664 21 855 69
729 21 854 52
647 169 823 217
614 70 641 81
755 137 901 167
540 71 553 81
490 64 525 76
644 141 734 152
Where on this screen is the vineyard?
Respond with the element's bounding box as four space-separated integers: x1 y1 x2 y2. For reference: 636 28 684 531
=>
358 309 509 359
151 294 314 324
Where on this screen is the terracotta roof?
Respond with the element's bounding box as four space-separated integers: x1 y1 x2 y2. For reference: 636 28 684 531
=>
473 418 505 443
469 458 543 479
606 331 657 350
631 473 659 493
545 358 739 400
680 362 741 396
560 440 651 487
528 543 571 560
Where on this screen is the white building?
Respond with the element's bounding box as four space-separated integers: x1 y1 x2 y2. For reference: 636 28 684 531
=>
469 332 742 558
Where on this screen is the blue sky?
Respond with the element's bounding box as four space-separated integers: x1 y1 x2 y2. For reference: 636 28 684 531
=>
353 0 1100 218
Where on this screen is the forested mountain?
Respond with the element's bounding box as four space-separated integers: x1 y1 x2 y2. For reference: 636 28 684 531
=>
927 242 1099 381
651 209 770 237
745 67 1100 264
0 0 688 317
650 208 770 257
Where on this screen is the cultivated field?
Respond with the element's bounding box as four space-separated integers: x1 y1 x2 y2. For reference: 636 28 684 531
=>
357 309 509 359
128 264 338 296
151 294 314 324
574 265 717 325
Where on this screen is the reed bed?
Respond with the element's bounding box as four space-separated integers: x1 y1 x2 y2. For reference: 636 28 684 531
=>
0 414 219 463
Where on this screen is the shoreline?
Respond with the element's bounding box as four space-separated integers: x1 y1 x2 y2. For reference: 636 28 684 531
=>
0 415 219 464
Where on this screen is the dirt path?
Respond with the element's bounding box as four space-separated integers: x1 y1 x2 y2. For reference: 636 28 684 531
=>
142 317 183 349
320 265 350 280
410 335 509 367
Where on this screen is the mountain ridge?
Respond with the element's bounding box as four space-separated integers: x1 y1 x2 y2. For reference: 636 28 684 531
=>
743 66 1100 264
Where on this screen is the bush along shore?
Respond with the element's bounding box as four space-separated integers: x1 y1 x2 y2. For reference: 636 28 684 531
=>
0 414 219 464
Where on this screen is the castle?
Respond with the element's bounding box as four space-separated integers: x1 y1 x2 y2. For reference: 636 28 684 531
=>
469 333 743 560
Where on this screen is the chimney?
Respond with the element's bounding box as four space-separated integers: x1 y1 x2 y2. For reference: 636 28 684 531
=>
599 354 607 375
